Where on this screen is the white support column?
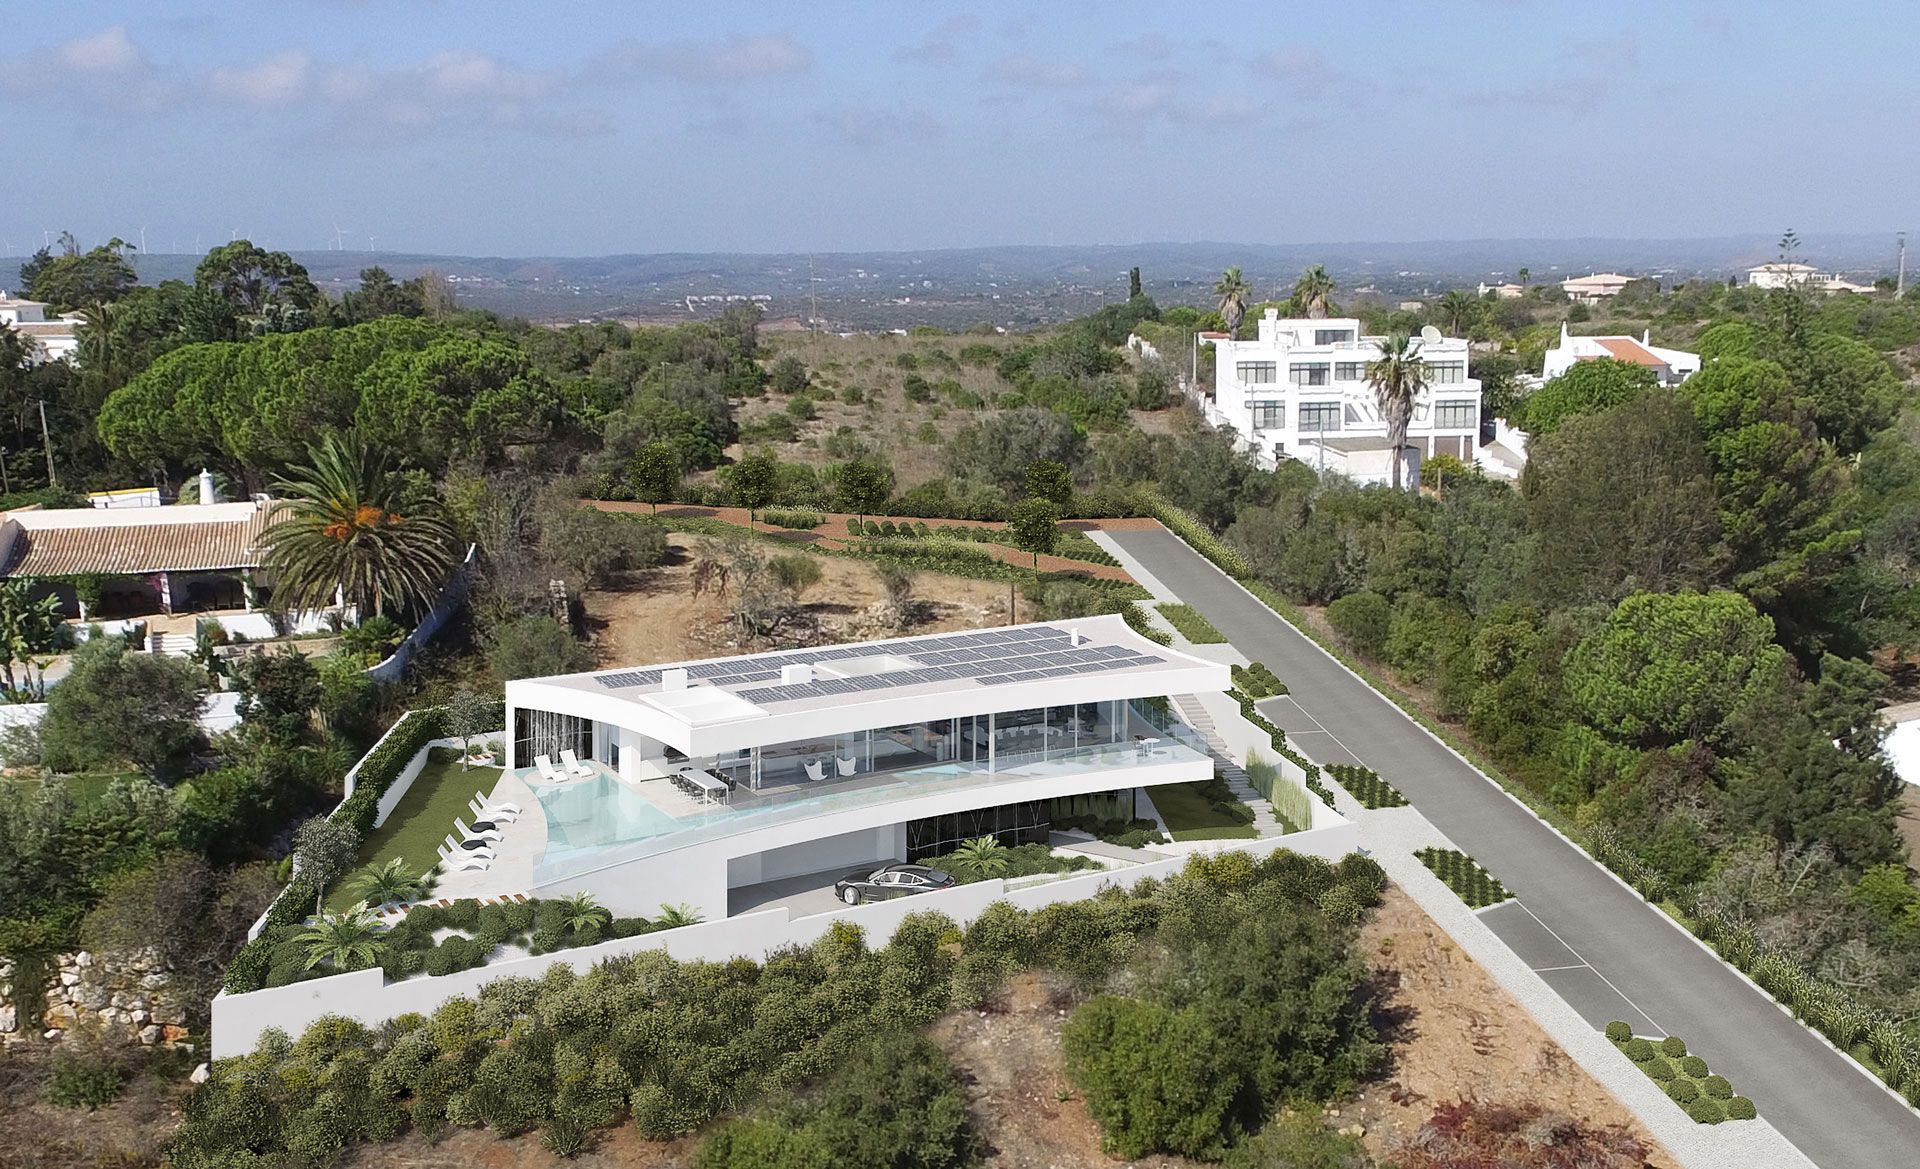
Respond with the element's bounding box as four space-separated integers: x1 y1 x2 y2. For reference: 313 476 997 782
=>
158 571 173 615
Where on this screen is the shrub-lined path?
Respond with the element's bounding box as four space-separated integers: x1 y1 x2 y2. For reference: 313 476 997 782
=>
1105 523 1919 1169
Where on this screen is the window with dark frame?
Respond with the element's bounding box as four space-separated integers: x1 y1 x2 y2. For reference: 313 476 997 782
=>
1251 400 1285 430
1434 400 1477 428
1289 362 1331 386
1335 362 1366 381
1298 401 1342 432
1236 361 1278 383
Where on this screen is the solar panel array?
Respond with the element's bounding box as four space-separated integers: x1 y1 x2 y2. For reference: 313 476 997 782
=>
592 624 1168 705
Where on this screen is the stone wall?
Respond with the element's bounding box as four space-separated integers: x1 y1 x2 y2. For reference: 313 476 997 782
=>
0 948 190 1048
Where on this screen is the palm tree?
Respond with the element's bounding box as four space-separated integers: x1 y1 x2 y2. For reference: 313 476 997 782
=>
1365 333 1431 492
654 903 703 929
259 433 459 619
1435 289 1480 337
296 903 386 971
1213 267 1250 338
345 858 438 907
1293 265 1336 319
947 835 1011 881
557 891 610 935
1516 267 1531 287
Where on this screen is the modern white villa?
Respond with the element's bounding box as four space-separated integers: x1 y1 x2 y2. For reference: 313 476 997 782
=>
0 290 84 363
1539 323 1702 387
488 615 1229 922
1746 262 1875 295
1199 309 1481 486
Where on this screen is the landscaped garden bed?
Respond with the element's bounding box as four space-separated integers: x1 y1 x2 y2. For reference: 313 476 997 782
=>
1415 847 1511 908
1230 660 1286 698
1149 775 1259 840
1606 1025 1755 1124
1326 763 1409 809
1154 601 1226 644
918 840 1105 884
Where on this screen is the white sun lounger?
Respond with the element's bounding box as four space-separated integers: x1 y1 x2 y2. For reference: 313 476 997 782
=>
454 817 502 844
470 793 519 822
560 748 594 777
439 836 494 871
535 754 567 783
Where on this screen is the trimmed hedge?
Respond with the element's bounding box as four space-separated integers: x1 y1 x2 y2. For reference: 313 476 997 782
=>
1659 1035 1687 1058
1120 603 1173 647
1228 688 1335 809
1135 487 1249 579
1679 1055 1709 1078
1726 1096 1756 1121
1605 1020 1633 1043
1701 1074 1732 1100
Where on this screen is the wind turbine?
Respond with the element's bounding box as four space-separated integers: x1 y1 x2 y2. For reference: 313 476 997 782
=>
332 223 347 251
138 226 147 253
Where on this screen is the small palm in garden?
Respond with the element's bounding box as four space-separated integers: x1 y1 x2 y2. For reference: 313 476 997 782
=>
655 903 704 929
558 891 611 935
949 835 1011 881
296 903 386 971
345 857 438 907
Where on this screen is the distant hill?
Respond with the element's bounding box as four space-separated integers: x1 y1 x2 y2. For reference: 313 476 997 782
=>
114 234 1906 330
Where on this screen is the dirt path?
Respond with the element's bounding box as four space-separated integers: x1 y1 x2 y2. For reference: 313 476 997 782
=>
584 501 1139 583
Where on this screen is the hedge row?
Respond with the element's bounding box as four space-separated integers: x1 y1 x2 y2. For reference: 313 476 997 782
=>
1228 688 1335 809
1590 824 1920 1105
1135 487 1250 579
1608 1026 1755 1124
1120 603 1173 647
1414 847 1510 909
226 703 502 995
1324 764 1409 810
1230 661 1286 699
1155 602 1226 644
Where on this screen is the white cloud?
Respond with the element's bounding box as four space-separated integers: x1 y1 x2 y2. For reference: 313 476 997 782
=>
989 54 1089 89
593 33 812 84
813 104 943 148
209 49 315 106
896 15 979 63
0 25 173 110
54 25 146 75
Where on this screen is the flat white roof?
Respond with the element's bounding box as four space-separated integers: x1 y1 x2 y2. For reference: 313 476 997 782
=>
507 614 1230 752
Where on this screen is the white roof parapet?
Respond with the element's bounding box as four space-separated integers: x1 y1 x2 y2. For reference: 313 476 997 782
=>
506 614 1230 755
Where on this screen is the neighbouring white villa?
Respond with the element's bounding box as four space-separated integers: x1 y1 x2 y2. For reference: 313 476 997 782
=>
494 615 1228 922
1559 272 1640 304
0 476 346 646
1747 262 1875 295
1477 281 1527 299
1199 309 1482 487
0 290 84 363
1540 323 1702 387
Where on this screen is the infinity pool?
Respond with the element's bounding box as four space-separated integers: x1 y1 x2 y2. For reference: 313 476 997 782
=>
534 771 697 860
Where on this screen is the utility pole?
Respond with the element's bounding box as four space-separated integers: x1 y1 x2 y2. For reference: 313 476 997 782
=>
38 400 56 488
1898 232 1907 299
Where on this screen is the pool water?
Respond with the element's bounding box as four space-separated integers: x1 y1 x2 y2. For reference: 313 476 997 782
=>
535 772 701 859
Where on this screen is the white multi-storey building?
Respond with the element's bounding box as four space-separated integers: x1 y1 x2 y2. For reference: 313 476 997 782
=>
1201 309 1482 486
0 291 84 363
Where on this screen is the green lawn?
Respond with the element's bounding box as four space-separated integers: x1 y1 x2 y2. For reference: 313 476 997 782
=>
328 755 503 910
4 770 143 806
1150 780 1259 841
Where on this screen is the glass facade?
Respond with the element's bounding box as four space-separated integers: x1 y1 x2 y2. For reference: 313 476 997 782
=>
908 799 1050 859
515 708 592 766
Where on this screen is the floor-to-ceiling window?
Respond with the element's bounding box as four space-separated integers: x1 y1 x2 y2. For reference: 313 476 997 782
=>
907 798 1051 859
514 708 592 769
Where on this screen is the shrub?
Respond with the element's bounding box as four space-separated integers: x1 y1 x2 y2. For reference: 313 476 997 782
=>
1642 1056 1675 1081
1605 1020 1632 1043
45 1052 125 1110
423 936 485 977
1687 1097 1726 1124
1666 1078 1699 1104
1326 591 1392 657
1062 995 1238 1160
1701 1074 1733 1099
1679 1055 1709 1078
762 507 824 530
1156 602 1225 644
1659 1035 1688 1058
1725 1096 1756 1120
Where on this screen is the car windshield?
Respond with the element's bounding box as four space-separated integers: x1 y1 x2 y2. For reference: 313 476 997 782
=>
922 868 952 883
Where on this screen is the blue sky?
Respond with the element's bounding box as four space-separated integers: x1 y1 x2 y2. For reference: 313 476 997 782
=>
1 2 1911 257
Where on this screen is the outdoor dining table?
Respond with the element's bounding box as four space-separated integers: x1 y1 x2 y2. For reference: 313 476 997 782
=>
680 768 729 805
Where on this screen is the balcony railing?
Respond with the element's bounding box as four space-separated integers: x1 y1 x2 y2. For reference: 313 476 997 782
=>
530 703 1214 883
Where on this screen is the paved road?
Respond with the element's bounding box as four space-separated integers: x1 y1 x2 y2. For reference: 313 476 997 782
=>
1111 526 1919 1169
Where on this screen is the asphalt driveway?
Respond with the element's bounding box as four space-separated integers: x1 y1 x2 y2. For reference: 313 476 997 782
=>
1109 526 1919 1169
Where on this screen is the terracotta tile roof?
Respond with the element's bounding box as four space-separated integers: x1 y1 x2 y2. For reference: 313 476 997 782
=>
11 322 76 335
1594 337 1667 366
0 506 279 577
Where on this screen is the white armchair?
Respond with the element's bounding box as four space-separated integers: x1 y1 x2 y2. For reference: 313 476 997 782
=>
835 755 857 777
804 759 827 782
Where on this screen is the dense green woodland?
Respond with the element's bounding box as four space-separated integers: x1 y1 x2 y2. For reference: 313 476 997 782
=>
4 238 1920 1160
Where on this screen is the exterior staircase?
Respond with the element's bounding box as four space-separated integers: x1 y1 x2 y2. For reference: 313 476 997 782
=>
1170 694 1284 834
153 631 199 657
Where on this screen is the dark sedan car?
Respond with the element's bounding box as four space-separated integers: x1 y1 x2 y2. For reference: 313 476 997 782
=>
834 863 957 905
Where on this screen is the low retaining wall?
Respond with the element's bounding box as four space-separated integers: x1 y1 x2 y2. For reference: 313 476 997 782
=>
210 817 1358 1059
2 948 191 1049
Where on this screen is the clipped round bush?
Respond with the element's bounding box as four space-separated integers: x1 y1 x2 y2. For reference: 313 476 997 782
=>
1725 1096 1756 1120
1701 1074 1733 1100
1687 1097 1726 1124
1605 1021 1633 1043
1623 1037 1656 1062
1679 1055 1709 1078
1666 1078 1699 1104
1643 1056 1675 1081
1659 1035 1688 1058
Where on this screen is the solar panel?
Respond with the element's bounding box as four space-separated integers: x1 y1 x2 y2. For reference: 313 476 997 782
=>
1005 670 1048 681
976 674 1012 686
595 669 662 688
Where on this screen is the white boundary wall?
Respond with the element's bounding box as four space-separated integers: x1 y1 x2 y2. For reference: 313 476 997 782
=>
210 815 1357 1059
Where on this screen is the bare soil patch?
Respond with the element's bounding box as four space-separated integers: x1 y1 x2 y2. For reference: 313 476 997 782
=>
582 533 1018 667
1349 885 1674 1166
